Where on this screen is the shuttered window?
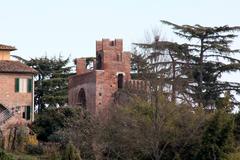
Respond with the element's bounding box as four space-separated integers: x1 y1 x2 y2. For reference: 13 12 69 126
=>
23 106 32 120
15 78 33 93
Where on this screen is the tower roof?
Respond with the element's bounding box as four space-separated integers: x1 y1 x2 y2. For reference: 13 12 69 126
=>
0 44 16 51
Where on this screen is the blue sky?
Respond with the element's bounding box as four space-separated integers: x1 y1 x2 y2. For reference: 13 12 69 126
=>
0 0 240 60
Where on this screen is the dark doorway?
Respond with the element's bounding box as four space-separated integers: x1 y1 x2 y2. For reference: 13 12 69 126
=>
78 88 86 108
117 74 124 89
26 106 31 120
96 54 102 70
0 104 5 113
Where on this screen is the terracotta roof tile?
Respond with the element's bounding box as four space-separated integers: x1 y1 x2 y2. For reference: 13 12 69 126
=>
0 60 37 74
0 44 16 51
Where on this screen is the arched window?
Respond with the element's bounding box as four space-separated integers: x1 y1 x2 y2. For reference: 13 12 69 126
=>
117 74 124 89
96 54 102 70
78 88 86 109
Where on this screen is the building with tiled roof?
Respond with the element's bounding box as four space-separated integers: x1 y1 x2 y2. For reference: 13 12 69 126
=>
0 44 16 51
0 44 36 131
0 60 37 74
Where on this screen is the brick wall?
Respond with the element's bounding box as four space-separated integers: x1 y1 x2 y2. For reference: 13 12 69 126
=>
68 39 132 114
0 73 33 108
68 71 97 113
0 73 34 122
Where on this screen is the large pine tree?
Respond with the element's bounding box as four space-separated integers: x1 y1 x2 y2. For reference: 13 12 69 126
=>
14 55 72 111
160 21 240 109
133 38 191 105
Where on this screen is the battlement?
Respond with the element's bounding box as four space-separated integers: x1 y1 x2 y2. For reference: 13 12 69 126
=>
96 39 123 53
125 80 149 92
75 57 96 75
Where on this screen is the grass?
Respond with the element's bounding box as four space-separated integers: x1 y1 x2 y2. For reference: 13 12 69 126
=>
226 152 240 160
7 152 51 160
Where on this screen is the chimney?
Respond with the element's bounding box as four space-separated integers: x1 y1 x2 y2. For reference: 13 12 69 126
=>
0 44 16 60
75 58 86 75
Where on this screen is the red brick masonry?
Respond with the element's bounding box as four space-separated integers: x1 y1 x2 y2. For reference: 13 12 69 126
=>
68 39 131 114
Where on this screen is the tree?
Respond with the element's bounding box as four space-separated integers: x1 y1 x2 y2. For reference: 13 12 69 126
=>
100 96 208 160
0 149 14 160
14 55 72 111
196 110 234 160
161 20 240 109
62 142 82 160
32 107 96 160
133 38 191 104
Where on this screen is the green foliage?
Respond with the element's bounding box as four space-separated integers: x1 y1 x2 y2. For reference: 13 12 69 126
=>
196 110 234 160
234 112 240 146
0 149 14 160
26 144 44 155
226 151 240 160
7 126 31 152
32 107 96 160
161 20 240 109
100 97 208 160
14 55 72 111
134 21 240 110
32 107 76 141
62 142 82 160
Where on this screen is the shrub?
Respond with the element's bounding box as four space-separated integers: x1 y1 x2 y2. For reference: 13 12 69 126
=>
32 107 96 160
62 142 82 160
26 144 44 155
0 149 14 160
32 107 76 141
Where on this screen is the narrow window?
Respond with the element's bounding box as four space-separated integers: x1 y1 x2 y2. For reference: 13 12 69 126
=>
78 88 86 109
96 54 102 70
117 54 122 61
117 74 124 89
15 78 19 92
22 112 25 119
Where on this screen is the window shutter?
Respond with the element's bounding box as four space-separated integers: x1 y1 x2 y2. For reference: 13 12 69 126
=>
15 78 19 92
27 78 33 92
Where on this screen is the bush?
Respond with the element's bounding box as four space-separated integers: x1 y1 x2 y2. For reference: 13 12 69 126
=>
226 152 240 160
26 144 44 155
195 110 234 160
32 107 96 160
62 142 82 160
7 125 30 151
32 107 77 141
0 149 14 160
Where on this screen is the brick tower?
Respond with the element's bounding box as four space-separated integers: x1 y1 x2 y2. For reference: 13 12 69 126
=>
68 39 131 114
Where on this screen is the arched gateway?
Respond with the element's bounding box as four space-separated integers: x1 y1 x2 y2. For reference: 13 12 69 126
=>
77 88 86 109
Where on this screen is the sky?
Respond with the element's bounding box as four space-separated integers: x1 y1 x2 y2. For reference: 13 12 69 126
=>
1 0 240 61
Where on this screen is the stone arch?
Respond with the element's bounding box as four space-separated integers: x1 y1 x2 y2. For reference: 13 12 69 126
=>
77 88 86 109
117 74 124 89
